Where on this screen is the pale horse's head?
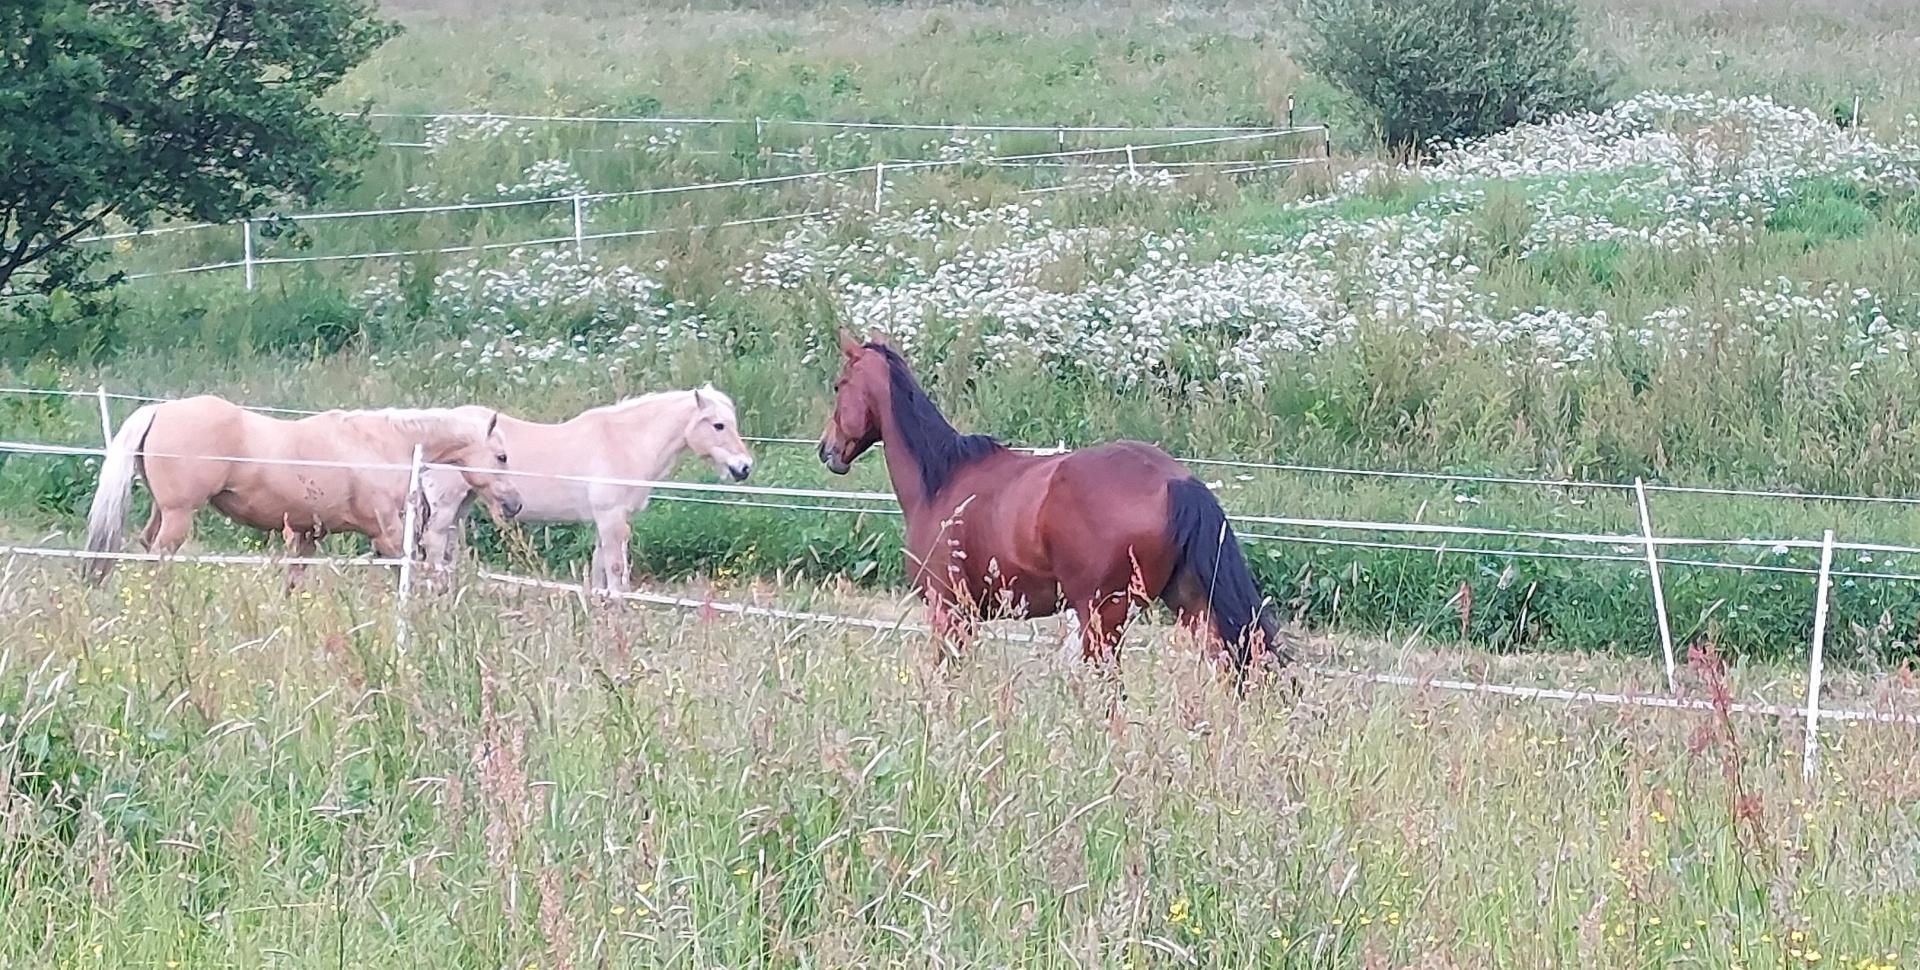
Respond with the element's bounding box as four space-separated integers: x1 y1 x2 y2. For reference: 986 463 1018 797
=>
682 385 753 482
437 407 523 519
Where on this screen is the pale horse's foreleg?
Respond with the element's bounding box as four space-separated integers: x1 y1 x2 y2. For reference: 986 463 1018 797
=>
588 487 648 594
590 510 633 594
417 469 475 578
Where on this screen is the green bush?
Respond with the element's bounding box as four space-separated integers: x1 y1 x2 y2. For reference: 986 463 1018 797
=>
1298 0 1611 153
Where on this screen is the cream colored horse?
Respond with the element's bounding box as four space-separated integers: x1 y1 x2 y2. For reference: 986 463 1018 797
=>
84 395 523 583
419 386 753 592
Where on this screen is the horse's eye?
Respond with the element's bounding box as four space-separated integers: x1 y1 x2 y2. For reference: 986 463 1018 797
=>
712 422 726 431
495 451 508 463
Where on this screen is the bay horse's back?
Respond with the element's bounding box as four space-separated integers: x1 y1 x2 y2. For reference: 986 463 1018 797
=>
1046 440 1285 670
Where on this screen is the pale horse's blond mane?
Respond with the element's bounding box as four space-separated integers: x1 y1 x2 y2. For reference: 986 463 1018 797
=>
333 407 492 447
585 386 735 419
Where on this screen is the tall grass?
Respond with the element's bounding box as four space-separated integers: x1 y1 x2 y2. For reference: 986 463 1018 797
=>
3 563 1919 965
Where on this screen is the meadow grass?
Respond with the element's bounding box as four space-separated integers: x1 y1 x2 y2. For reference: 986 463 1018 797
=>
3 560 1919 967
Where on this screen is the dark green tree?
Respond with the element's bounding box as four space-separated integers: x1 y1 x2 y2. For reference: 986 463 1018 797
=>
0 0 398 302
1299 0 1610 155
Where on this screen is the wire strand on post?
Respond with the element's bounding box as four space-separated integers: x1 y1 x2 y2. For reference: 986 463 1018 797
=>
95 385 114 450
1804 527 1837 785
395 444 424 654
1634 478 1678 692
241 220 255 291
571 195 586 257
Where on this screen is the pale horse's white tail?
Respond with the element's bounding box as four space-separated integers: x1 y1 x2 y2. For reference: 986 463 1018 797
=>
83 403 160 583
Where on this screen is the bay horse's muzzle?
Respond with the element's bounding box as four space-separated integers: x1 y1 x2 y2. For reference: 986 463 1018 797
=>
818 440 851 475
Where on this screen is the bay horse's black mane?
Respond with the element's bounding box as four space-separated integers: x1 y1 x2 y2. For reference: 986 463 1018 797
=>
872 343 1003 499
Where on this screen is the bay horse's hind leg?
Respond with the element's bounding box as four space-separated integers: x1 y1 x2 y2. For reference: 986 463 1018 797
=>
1068 588 1134 666
1064 588 1133 708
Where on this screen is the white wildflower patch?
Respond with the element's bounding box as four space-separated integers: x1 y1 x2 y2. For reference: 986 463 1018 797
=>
494 159 592 201
405 158 590 206
357 248 708 386
737 92 1920 389
422 115 537 153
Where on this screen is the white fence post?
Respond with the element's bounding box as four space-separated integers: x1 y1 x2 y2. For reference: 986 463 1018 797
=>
872 162 885 214
1803 528 1837 786
241 220 255 291
95 385 114 449
571 194 586 257
395 444 424 654
1125 144 1138 177
1286 95 1296 128
1633 478 1678 692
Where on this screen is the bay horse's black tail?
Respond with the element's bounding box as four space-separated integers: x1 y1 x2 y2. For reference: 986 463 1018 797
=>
1162 477 1289 673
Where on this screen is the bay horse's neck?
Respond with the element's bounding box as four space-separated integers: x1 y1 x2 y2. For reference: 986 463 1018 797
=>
878 401 935 513
872 359 1001 515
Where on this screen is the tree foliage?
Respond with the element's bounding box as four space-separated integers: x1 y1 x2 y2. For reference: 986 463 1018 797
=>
1299 0 1610 154
0 0 398 306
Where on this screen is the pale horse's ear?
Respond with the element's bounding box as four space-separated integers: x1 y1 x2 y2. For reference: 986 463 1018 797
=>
692 387 710 412
486 411 500 437
837 328 863 359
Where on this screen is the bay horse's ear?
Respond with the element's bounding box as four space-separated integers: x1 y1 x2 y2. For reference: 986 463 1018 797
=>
837 328 863 359
865 328 890 347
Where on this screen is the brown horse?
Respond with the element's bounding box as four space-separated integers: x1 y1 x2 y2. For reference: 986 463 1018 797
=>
817 330 1287 677
83 395 523 583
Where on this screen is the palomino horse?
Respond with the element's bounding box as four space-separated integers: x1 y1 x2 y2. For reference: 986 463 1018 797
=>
84 395 523 583
818 331 1287 678
417 387 753 593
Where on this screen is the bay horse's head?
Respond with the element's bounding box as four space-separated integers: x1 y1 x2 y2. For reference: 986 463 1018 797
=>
683 385 754 482
818 328 890 475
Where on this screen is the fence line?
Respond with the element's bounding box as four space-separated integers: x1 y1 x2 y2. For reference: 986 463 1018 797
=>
0 433 1878 553
9 384 1920 512
1235 529 1920 584
472 569 1915 728
0 545 404 569
2 546 1902 739
10 429 1920 585
368 110 1318 136
74 132 1314 249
